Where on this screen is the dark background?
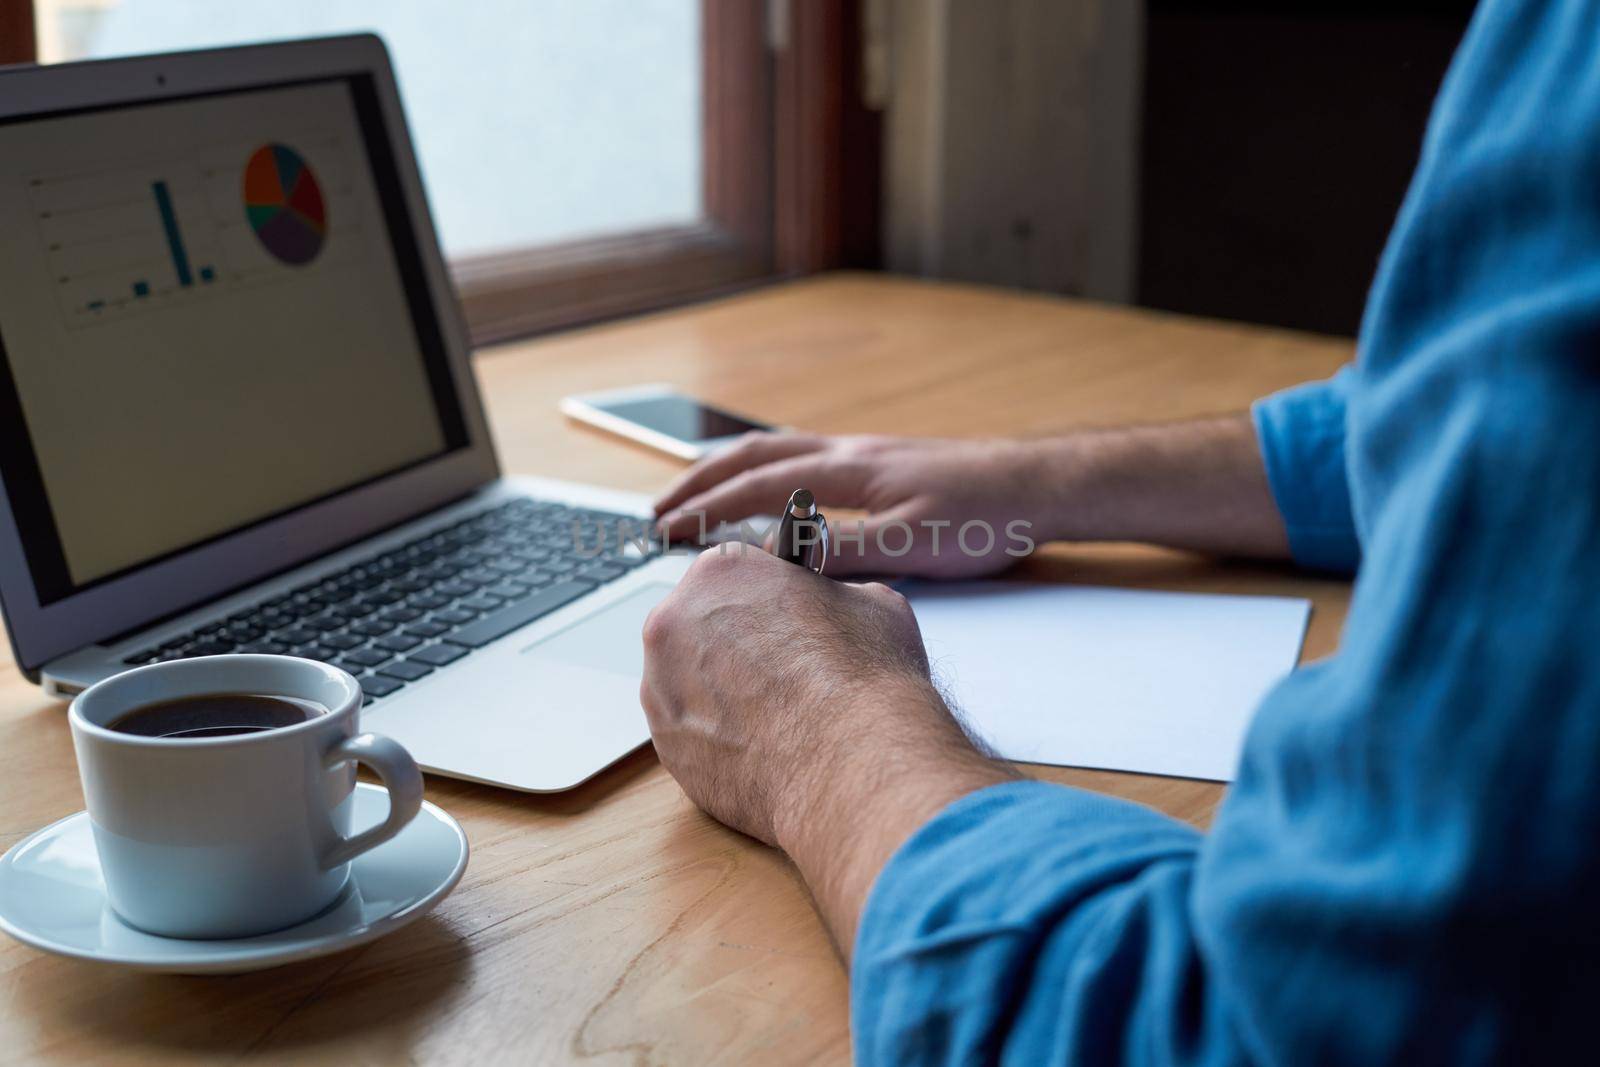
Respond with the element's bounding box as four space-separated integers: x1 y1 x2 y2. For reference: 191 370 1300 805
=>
1137 1 1476 336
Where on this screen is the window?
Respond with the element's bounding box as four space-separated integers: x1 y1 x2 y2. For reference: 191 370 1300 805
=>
3 1 877 343
38 1 706 258
10 0 787 343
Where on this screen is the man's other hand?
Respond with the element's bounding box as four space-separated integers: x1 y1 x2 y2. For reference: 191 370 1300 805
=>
651 419 1296 570
652 434 1051 578
640 548 1015 952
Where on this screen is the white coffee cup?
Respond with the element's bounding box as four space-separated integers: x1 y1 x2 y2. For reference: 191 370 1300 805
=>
68 654 424 940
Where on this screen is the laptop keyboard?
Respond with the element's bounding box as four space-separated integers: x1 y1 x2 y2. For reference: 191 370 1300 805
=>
121 498 654 703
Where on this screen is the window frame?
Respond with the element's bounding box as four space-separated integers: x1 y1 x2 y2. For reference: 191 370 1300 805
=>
455 0 776 344
0 0 34 66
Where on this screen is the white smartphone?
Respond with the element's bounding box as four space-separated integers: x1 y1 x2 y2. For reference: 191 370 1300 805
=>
559 384 775 461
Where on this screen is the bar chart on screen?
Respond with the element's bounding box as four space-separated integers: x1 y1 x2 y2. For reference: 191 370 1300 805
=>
27 135 360 330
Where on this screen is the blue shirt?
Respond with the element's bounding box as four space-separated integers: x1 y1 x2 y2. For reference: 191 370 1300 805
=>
851 2 1600 1062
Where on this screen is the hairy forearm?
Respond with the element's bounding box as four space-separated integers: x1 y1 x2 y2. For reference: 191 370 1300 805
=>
1021 414 1290 558
774 676 1017 959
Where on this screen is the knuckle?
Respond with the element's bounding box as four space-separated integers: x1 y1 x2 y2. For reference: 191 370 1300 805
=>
864 580 912 612
863 579 899 600
641 605 672 650
690 546 738 576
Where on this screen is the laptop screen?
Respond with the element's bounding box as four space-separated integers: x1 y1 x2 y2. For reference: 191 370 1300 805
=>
0 74 469 606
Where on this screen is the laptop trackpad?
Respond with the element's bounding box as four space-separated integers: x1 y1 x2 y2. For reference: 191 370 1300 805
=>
518 582 673 678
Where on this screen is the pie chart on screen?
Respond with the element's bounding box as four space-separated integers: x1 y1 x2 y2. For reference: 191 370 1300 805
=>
243 144 327 265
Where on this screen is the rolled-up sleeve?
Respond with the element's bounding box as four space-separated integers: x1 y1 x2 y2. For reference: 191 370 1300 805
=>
1250 365 1361 573
852 783 1212 1065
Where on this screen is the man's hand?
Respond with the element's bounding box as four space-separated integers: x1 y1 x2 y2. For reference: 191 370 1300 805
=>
641 548 1015 952
653 418 1294 573
654 434 1053 578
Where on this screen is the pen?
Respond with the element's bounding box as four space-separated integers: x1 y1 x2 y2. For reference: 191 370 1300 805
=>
773 488 829 575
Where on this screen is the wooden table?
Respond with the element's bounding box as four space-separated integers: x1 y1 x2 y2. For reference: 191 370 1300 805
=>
0 274 1354 1065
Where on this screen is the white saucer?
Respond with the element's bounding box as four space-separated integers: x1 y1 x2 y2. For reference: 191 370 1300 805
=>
0 783 468 974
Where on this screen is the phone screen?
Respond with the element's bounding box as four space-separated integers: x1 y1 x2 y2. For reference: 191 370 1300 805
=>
597 395 770 442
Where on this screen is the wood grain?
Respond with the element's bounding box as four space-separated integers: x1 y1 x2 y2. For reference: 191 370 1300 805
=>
0 274 1353 1064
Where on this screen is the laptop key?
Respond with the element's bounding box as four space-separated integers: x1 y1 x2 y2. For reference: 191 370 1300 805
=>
457 594 503 613
237 640 290 655
406 621 449 638
351 619 397 637
409 642 468 667
375 633 422 653
433 607 478 625
381 607 424 623
577 563 626 582
407 592 452 610
337 659 388 678
359 675 404 701
444 579 597 649
321 632 364 651
378 660 433 682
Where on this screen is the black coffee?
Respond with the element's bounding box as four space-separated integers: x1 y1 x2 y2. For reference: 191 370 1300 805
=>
106 694 326 739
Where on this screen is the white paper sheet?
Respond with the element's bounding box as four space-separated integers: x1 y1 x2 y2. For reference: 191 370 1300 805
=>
902 581 1312 781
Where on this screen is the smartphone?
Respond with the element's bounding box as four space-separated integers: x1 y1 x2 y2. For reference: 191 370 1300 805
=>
559 384 775 461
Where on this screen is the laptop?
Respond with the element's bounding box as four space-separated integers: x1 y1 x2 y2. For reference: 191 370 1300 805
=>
0 35 695 792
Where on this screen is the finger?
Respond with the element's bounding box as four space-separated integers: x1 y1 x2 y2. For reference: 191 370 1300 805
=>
850 579 910 609
657 452 875 542
820 509 936 578
653 432 826 517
